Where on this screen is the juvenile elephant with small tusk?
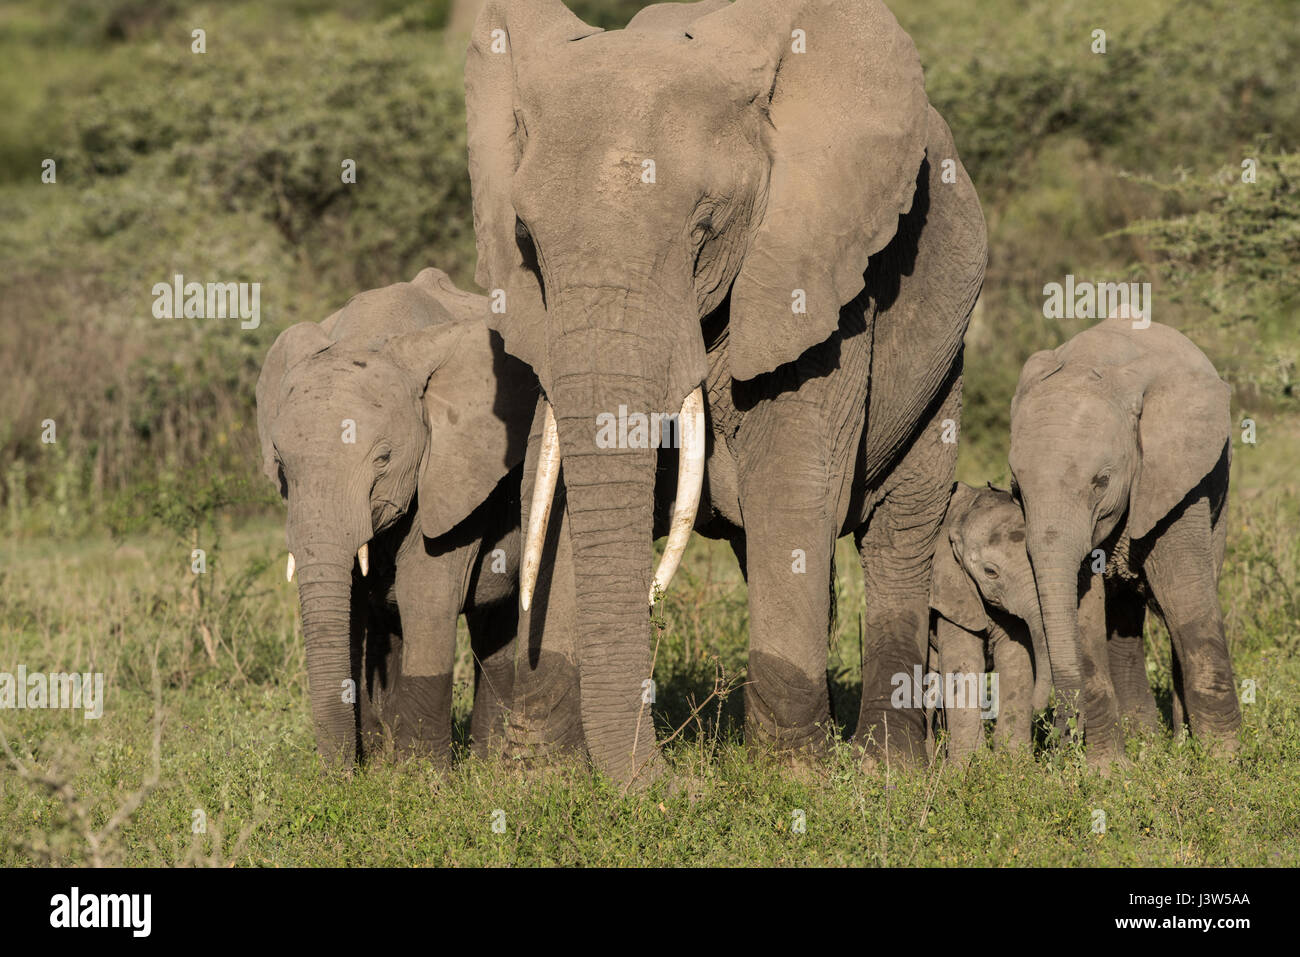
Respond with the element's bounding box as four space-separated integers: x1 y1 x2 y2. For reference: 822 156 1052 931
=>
256 268 537 769
1008 313 1242 762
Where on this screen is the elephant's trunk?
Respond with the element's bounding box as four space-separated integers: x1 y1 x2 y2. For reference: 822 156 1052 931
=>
294 546 359 768
1023 596 1053 713
1023 509 1090 741
286 486 372 768
546 318 667 786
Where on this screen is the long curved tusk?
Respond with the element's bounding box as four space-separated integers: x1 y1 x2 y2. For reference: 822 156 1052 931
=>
286 552 296 583
520 402 560 613
357 543 369 577
650 387 705 606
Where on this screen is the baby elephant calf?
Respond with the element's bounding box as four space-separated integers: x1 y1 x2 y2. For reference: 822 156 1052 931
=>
926 482 1050 758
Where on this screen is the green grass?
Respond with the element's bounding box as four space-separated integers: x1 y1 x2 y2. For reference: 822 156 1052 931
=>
3 462 1299 865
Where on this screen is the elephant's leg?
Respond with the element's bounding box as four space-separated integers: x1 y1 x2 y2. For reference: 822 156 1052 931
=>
923 632 940 762
735 497 837 756
934 618 986 760
1077 571 1124 765
852 380 959 766
466 599 517 758
462 498 522 759
988 619 1033 752
1170 650 1188 734
1105 581 1159 734
1141 495 1241 750
509 410 586 762
390 539 468 766
359 599 402 761
734 405 836 756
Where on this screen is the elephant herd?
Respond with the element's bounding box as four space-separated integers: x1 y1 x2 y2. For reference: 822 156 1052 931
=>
255 0 1242 789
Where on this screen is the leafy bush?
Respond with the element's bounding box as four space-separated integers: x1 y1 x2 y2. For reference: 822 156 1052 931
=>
1 0 1298 531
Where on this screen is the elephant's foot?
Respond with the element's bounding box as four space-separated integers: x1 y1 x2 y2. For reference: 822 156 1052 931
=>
741 733 833 785
1178 647 1243 753
358 725 389 764
853 707 928 771
1086 746 1131 777
313 748 358 779
506 750 589 792
617 748 674 795
383 673 454 766
503 722 587 768
742 721 833 764
392 739 452 768
1119 703 1162 736
990 722 1034 756
1045 686 1088 750
742 653 833 757
1193 725 1242 760
503 650 587 764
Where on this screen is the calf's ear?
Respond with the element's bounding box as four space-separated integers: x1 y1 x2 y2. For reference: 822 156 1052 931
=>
388 322 537 541
1129 371 1231 540
930 484 990 633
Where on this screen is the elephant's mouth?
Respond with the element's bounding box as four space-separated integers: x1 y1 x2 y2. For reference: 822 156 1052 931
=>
519 386 707 612
286 543 371 582
371 498 403 534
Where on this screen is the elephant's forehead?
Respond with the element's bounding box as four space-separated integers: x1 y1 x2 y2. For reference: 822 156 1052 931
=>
284 365 411 411
522 35 739 132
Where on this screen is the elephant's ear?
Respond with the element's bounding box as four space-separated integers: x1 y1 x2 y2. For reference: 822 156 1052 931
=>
1010 349 1064 421
255 322 333 485
1129 370 1231 540
930 484 990 633
388 321 537 541
690 0 929 381
465 0 602 391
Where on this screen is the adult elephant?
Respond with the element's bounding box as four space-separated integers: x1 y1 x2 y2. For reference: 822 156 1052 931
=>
1008 315 1242 761
466 0 986 784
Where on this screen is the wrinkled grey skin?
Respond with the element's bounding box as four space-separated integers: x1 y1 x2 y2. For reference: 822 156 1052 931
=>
926 483 1048 758
1009 315 1241 763
466 0 986 784
255 268 537 769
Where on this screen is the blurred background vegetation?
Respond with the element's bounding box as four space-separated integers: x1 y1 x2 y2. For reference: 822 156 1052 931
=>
0 0 1296 537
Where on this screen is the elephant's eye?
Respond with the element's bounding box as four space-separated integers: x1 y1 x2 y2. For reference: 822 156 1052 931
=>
1093 472 1110 491
982 563 1000 580
515 217 541 279
374 448 391 469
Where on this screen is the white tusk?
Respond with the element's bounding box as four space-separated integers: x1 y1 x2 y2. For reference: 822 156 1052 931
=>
357 543 369 577
520 402 560 613
286 552 296 583
650 387 705 606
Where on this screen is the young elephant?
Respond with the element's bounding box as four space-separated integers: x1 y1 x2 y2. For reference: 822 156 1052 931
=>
256 268 536 769
927 482 1049 758
1009 313 1241 760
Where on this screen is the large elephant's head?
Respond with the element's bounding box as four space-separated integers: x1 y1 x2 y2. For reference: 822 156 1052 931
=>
929 483 1050 711
255 287 532 767
1007 316 1231 737
466 0 933 780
